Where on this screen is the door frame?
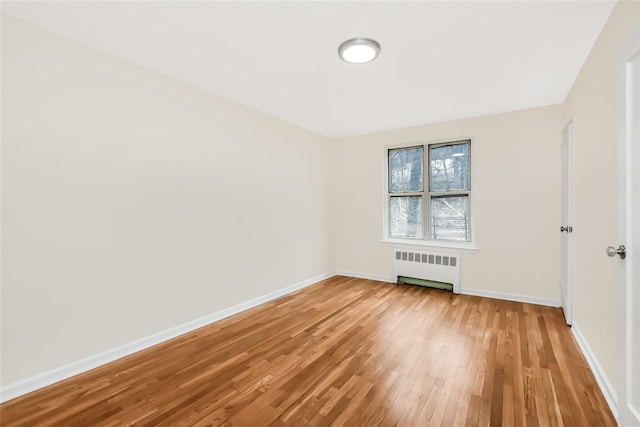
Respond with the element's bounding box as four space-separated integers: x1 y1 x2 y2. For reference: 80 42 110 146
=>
560 119 575 326
616 26 640 427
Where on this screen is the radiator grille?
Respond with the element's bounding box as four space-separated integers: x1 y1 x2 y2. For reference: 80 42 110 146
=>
393 250 460 293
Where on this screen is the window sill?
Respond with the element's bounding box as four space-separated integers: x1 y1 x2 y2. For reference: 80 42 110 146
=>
381 238 479 254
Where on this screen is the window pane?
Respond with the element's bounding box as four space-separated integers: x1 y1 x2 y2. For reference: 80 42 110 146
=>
389 147 423 192
429 143 470 191
390 196 423 238
430 195 470 241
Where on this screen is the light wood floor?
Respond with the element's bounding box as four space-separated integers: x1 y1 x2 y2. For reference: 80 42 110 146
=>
1 276 615 426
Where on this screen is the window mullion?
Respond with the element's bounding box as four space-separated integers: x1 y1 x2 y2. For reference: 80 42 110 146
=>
424 144 429 241
429 190 470 197
389 192 422 197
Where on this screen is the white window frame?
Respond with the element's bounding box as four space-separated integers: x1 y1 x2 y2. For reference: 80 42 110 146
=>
382 137 479 252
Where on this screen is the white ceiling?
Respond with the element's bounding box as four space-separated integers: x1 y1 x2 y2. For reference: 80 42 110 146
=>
2 1 616 138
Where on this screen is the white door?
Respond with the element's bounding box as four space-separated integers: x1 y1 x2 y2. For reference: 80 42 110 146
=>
616 27 640 427
560 120 574 325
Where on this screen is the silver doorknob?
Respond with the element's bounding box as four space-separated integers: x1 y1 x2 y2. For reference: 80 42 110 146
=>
606 245 626 259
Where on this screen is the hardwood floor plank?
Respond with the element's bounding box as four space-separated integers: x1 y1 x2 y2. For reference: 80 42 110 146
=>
0 277 616 426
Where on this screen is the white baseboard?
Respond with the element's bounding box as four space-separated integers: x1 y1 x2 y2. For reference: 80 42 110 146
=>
570 323 618 421
0 271 599 408
337 273 559 308
337 273 559 307
334 271 394 284
459 287 560 307
0 272 334 403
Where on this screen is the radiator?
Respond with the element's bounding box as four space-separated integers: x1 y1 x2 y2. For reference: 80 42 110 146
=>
393 249 460 293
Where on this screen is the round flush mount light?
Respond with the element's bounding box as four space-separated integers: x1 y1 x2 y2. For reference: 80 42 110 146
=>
338 37 381 64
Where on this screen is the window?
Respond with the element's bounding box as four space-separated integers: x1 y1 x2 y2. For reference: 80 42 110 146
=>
387 140 471 243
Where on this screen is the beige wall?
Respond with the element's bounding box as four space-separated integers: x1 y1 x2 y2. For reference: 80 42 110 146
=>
562 0 640 396
332 105 564 302
1 15 332 386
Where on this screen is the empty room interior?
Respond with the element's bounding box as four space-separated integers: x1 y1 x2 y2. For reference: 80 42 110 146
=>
1 1 639 426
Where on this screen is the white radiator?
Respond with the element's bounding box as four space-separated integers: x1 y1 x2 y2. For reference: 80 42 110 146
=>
393 249 460 293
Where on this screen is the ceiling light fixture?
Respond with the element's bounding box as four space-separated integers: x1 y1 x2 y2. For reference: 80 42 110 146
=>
338 37 381 64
